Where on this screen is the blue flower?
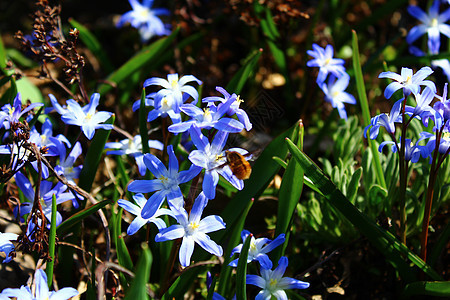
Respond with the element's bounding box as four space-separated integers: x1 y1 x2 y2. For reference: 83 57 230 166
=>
51 138 83 185
202 87 253 131
0 232 18 263
229 230 285 269
379 138 423 163
127 145 201 218
404 86 436 119
246 256 309 300
0 269 78 299
155 192 225 267
188 125 250 199
0 93 43 130
378 67 436 99
167 99 245 134
57 93 114 140
13 171 77 226
319 74 356 120
145 94 183 124
117 0 171 42
364 99 403 139
118 193 174 235
407 0 450 54
105 135 163 175
306 44 346 83
143 73 202 113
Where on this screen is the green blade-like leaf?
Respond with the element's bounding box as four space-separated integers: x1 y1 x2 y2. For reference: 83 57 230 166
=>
68 18 114 73
98 28 180 95
0 34 6 70
139 88 150 155
274 121 304 259
403 281 450 298
206 274 218 300
78 115 114 193
236 234 251 300
115 208 133 271
217 199 253 297
285 138 442 282
352 30 386 190
226 48 262 94
46 194 57 288
219 123 297 237
56 199 112 235
124 244 152 300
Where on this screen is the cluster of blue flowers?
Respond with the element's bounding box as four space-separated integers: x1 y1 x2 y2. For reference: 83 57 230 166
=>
210 230 309 299
115 72 256 268
306 44 356 120
365 66 450 164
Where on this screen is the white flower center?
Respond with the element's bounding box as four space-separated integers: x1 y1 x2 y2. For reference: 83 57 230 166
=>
161 97 172 111
170 79 178 90
431 18 439 27
187 221 199 235
203 108 212 122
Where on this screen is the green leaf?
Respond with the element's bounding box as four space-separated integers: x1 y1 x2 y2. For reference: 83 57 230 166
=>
124 244 152 300
347 167 362 203
115 208 134 271
226 48 262 94
206 275 218 300
99 28 180 95
0 34 6 70
403 281 450 298
69 18 114 73
274 121 304 258
352 30 386 190
46 194 57 288
56 199 112 235
236 234 251 300
139 88 150 155
78 115 115 193
272 156 287 169
285 138 442 282
5 48 37 68
217 199 253 297
16 75 43 103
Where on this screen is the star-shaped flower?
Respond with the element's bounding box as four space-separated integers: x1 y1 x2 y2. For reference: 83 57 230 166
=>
247 256 309 300
306 44 346 84
229 230 285 269
117 0 171 42
407 0 450 54
378 67 436 99
127 145 201 218
118 193 174 235
155 192 225 267
58 93 114 140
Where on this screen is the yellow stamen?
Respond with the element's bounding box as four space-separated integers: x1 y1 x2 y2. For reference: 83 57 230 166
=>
189 221 199 230
431 18 438 27
269 278 278 287
85 113 93 120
